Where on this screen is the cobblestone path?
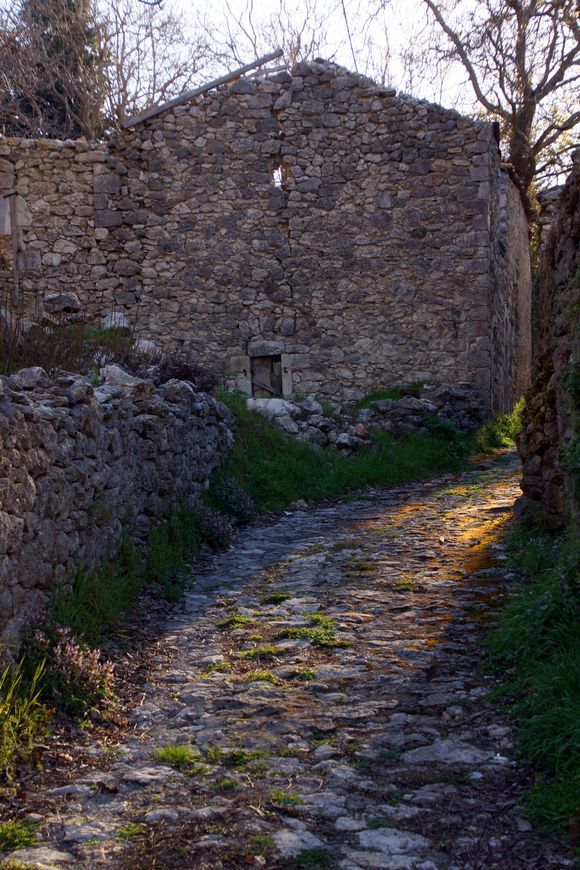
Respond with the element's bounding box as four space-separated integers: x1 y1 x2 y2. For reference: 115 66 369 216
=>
2 452 574 869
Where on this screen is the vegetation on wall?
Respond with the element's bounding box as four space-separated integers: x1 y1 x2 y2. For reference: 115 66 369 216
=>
486 525 580 835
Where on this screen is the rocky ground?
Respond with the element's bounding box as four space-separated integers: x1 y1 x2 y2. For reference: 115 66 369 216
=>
0 451 575 869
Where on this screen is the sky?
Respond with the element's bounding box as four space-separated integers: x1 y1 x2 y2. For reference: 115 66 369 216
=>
173 0 473 114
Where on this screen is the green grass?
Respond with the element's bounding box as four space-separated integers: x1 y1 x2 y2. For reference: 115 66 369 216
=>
472 397 525 453
486 524 579 833
237 645 279 660
49 538 143 646
0 819 38 850
286 667 317 681
240 669 280 684
153 743 201 768
260 591 292 605
216 390 471 513
292 848 336 868
217 613 256 630
274 612 351 648
271 789 303 807
116 823 143 840
0 660 49 780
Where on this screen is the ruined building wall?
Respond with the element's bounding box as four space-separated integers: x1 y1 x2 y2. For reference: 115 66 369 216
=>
0 62 531 411
0 138 108 314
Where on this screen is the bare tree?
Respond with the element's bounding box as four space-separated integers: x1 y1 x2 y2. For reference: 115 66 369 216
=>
199 0 334 71
100 0 210 127
0 0 211 138
390 0 579 190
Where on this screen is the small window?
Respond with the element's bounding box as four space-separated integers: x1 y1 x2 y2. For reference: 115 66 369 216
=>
0 195 14 272
251 355 282 397
271 159 288 190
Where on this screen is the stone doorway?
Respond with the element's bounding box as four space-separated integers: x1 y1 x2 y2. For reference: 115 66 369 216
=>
251 355 282 397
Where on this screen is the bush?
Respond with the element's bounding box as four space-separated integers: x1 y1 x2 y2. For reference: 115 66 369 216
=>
24 625 115 719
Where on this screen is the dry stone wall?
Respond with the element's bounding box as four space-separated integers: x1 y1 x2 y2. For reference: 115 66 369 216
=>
0 366 233 650
518 155 579 526
1 61 531 413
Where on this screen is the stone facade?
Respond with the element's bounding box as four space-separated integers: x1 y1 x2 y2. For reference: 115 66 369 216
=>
0 366 233 649
0 61 531 412
517 154 579 526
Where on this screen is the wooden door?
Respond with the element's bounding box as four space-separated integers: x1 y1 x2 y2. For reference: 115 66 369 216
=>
251 355 282 397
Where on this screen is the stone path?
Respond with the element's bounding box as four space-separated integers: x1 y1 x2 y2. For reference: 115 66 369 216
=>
2 452 574 869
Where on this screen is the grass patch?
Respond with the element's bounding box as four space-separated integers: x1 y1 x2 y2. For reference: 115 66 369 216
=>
286 667 317 681
485 524 579 834
237 645 279 661
240 670 280 684
292 848 336 868
217 613 256 630
116 823 144 840
274 613 351 649
153 743 201 768
271 789 303 807
0 820 37 851
471 397 524 453
246 834 274 856
0 660 49 780
260 591 292 605
216 390 471 513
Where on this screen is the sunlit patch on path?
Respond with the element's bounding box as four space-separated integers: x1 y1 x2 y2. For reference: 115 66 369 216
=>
1 451 574 869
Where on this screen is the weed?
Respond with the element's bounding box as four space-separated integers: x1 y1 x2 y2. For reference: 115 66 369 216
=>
271 789 303 807
292 847 336 868
286 667 317 681
274 613 351 649
116 823 143 839
0 660 49 779
216 390 471 514
247 833 275 856
211 777 239 791
217 613 256 630
153 743 201 768
0 819 37 850
355 383 425 409
205 747 270 771
237 645 279 660
260 591 292 605
240 670 280 684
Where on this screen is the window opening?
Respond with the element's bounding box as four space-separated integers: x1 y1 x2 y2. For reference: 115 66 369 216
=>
272 165 283 188
251 355 282 397
0 195 14 272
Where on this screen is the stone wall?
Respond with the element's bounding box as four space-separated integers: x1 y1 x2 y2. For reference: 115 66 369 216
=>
517 154 579 526
0 366 233 649
0 61 531 412
0 138 107 313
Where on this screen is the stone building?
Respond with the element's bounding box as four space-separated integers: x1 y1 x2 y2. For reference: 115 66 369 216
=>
0 60 531 412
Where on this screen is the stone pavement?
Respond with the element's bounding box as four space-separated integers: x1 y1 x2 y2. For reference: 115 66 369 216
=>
1 451 574 869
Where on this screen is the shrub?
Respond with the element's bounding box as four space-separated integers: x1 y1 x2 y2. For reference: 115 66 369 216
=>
24 625 115 719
